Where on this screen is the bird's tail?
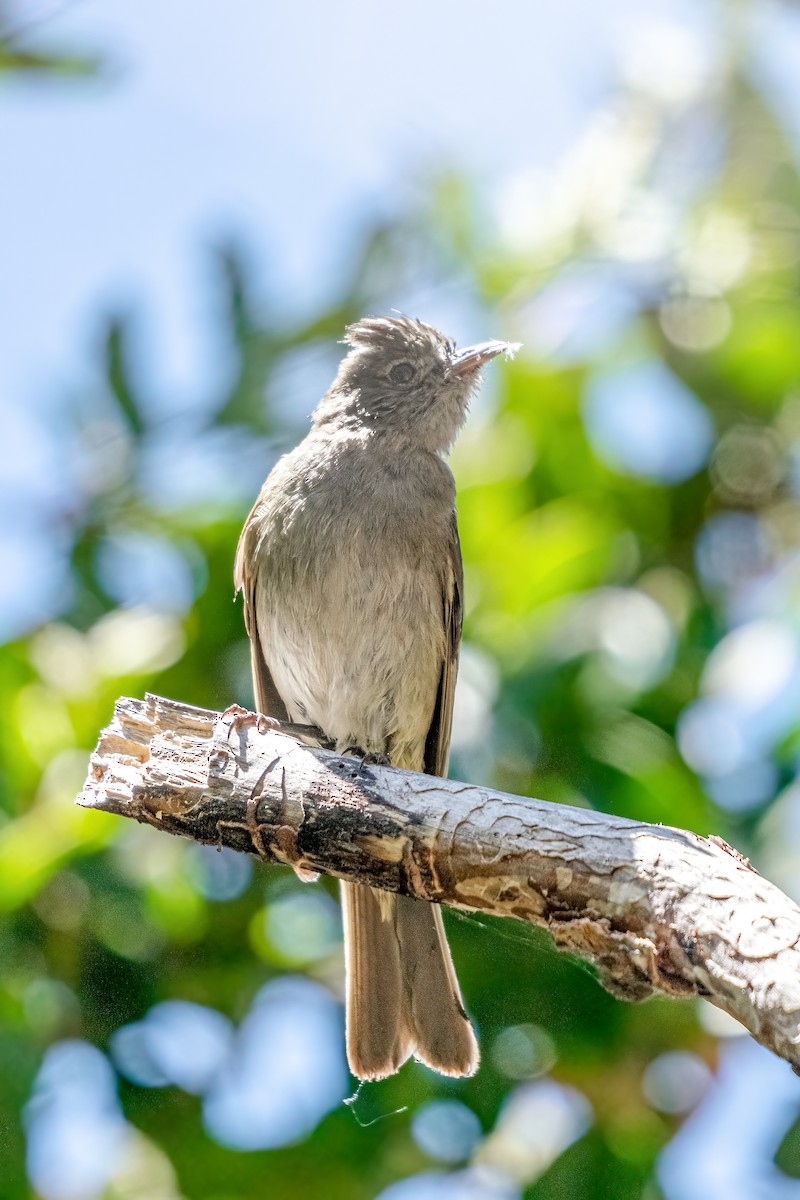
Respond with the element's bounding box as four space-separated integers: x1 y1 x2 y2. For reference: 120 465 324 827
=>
341 881 479 1080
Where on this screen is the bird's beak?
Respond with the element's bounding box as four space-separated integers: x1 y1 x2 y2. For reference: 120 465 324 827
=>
448 340 518 377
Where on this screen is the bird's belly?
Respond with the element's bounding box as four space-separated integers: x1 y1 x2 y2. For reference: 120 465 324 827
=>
258 560 444 771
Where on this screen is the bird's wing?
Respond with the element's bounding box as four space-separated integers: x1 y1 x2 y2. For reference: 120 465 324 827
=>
234 509 289 722
423 511 464 778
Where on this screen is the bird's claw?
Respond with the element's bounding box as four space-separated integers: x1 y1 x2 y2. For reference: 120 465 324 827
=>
340 746 391 774
220 704 281 739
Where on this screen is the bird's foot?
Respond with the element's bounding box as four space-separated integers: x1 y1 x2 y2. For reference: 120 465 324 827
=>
284 722 337 751
220 704 281 739
340 746 391 774
362 751 391 768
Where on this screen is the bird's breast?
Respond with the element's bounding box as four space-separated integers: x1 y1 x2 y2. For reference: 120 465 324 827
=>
252 434 455 763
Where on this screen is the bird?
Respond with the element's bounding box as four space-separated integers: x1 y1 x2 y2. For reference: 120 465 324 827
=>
235 314 513 1080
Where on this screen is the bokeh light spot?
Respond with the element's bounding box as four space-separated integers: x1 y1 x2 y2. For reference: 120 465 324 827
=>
202 976 348 1150
492 1024 557 1080
25 1041 129 1200
252 889 341 965
475 1080 591 1186
376 1167 519 1200
711 425 784 505
187 844 252 901
583 362 714 483
642 1051 712 1114
695 511 770 592
412 1100 483 1164
659 294 732 353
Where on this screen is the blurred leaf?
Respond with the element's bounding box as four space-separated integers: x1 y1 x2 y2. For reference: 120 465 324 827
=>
775 1111 800 1179
104 313 147 437
0 41 102 76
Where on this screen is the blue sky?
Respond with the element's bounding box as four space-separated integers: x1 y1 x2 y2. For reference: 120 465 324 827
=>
1 0 631 410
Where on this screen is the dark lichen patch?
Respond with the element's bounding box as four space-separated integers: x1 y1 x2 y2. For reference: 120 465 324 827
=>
298 796 405 859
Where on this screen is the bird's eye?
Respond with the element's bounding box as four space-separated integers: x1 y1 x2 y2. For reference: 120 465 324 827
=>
389 361 415 384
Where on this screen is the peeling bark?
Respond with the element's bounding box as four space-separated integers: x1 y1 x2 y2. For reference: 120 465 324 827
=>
78 693 800 1071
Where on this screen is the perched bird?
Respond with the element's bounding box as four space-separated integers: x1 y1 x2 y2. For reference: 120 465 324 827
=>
235 315 512 1080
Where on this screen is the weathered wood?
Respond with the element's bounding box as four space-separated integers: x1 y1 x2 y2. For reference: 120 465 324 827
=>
78 693 800 1071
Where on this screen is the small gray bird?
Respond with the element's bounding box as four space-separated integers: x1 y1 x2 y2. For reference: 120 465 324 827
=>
235 315 512 1080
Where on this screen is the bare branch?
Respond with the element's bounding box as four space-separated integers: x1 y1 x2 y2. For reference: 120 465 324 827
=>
78 693 800 1071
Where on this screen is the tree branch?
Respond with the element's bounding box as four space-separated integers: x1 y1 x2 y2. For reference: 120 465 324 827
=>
78 693 800 1071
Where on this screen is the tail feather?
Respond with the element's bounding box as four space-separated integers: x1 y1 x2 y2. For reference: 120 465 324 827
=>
341 882 411 1079
395 893 479 1077
341 881 479 1081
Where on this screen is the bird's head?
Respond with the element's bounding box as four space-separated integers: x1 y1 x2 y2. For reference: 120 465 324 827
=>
313 315 515 453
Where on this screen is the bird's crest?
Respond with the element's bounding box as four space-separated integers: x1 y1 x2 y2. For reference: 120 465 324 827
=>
343 315 454 356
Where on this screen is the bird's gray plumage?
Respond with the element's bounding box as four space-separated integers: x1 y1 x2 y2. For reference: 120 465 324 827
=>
235 314 510 1079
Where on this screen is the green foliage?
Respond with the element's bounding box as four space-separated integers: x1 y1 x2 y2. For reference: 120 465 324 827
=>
0 19 103 78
